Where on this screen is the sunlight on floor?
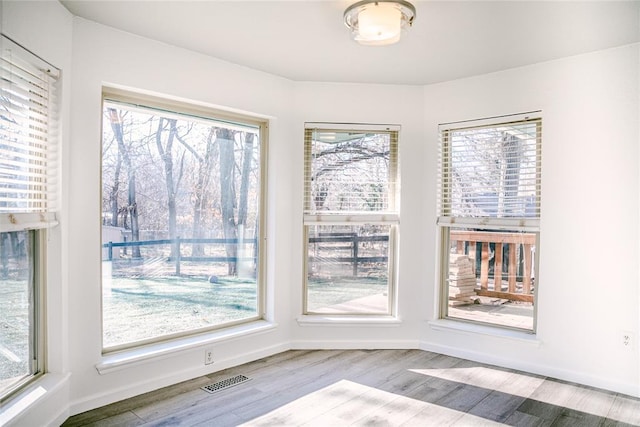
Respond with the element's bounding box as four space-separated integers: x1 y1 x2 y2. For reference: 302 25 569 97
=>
411 366 627 423
241 379 499 426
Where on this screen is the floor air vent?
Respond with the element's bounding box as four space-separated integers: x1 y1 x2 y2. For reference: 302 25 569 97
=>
201 375 251 394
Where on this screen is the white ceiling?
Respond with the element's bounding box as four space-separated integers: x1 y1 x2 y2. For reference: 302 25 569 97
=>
60 0 640 85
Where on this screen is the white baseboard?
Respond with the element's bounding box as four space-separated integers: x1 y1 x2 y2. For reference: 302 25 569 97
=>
419 341 639 398
290 339 420 350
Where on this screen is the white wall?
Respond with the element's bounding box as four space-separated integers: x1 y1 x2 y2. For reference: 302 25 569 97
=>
2 1 639 425
422 44 640 396
65 18 297 415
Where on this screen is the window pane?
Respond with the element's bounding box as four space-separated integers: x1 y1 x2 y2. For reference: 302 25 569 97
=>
0 231 34 396
444 121 540 218
101 101 262 349
305 130 394 213
306 224 391 314
445 228 536 330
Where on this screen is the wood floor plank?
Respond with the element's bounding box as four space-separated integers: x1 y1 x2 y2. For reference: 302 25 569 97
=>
605 393 640 426
563 383 617 418
129 382 221 421
89 411 145 427
349 394 430 426
398 401 468 426
139 385 264 426
551 408 606 427
515 379 581 422
467 369 546 423
468 389 528 423
453 412 506 426
503 410 551 427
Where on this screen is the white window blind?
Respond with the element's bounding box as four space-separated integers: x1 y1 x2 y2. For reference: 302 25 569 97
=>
304 124 399 219
438 114 541 229
0 35 59 230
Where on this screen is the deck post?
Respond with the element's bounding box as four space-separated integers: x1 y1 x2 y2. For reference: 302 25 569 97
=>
494 243 503 291
480 242 489 289
508 243 517 292
523 244 532 294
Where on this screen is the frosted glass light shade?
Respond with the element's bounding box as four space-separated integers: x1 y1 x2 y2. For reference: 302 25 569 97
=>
357 3 401 44
344 0 416 46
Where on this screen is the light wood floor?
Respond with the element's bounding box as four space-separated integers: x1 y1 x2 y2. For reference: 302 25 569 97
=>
63 349 640 426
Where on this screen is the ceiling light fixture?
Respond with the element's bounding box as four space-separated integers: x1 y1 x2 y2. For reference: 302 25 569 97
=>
344 0 416 46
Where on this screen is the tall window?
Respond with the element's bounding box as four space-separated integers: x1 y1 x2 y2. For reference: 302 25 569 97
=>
0 35 58 401
438 113 541 331
303 123 399 315
101 89 266 351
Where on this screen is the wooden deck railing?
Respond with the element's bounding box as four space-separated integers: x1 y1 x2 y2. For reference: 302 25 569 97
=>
450 230 536 303
308 233 388 277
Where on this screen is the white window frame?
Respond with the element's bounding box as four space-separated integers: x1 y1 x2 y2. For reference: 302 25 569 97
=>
0 34 59 402
302 123 400 316
437 112 541 332
100 87 268 352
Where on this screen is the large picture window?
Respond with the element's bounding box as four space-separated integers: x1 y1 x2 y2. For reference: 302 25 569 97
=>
0 35 58 401
438 113 541 331
303 124 399 315
101 90 266 351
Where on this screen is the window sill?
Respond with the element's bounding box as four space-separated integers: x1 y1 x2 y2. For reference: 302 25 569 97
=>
297 315 401 327
0 372 70 426
96 320 277 375
427 319 541 346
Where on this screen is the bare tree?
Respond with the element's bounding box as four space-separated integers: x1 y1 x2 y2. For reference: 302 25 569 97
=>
107 108 141 257
191 127 217 256
155 118 186 258
218 128 237 275
310 135 390 212
108 148 122 227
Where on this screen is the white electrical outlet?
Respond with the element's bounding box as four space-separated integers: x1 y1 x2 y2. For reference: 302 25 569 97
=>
622 331 634 350
205 348 214 365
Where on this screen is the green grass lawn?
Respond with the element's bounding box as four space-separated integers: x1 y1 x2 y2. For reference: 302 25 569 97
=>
307 276 388 313
0 279 30 391
103 275 258 348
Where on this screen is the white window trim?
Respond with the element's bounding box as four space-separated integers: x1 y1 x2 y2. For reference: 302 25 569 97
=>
438 111 541 131
0 212 57 232
302 123 400 317
296 315 402 326
427 319 541 346
437 112 542 332
100 87 269 352
0 34 59 403
96 320 277 375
